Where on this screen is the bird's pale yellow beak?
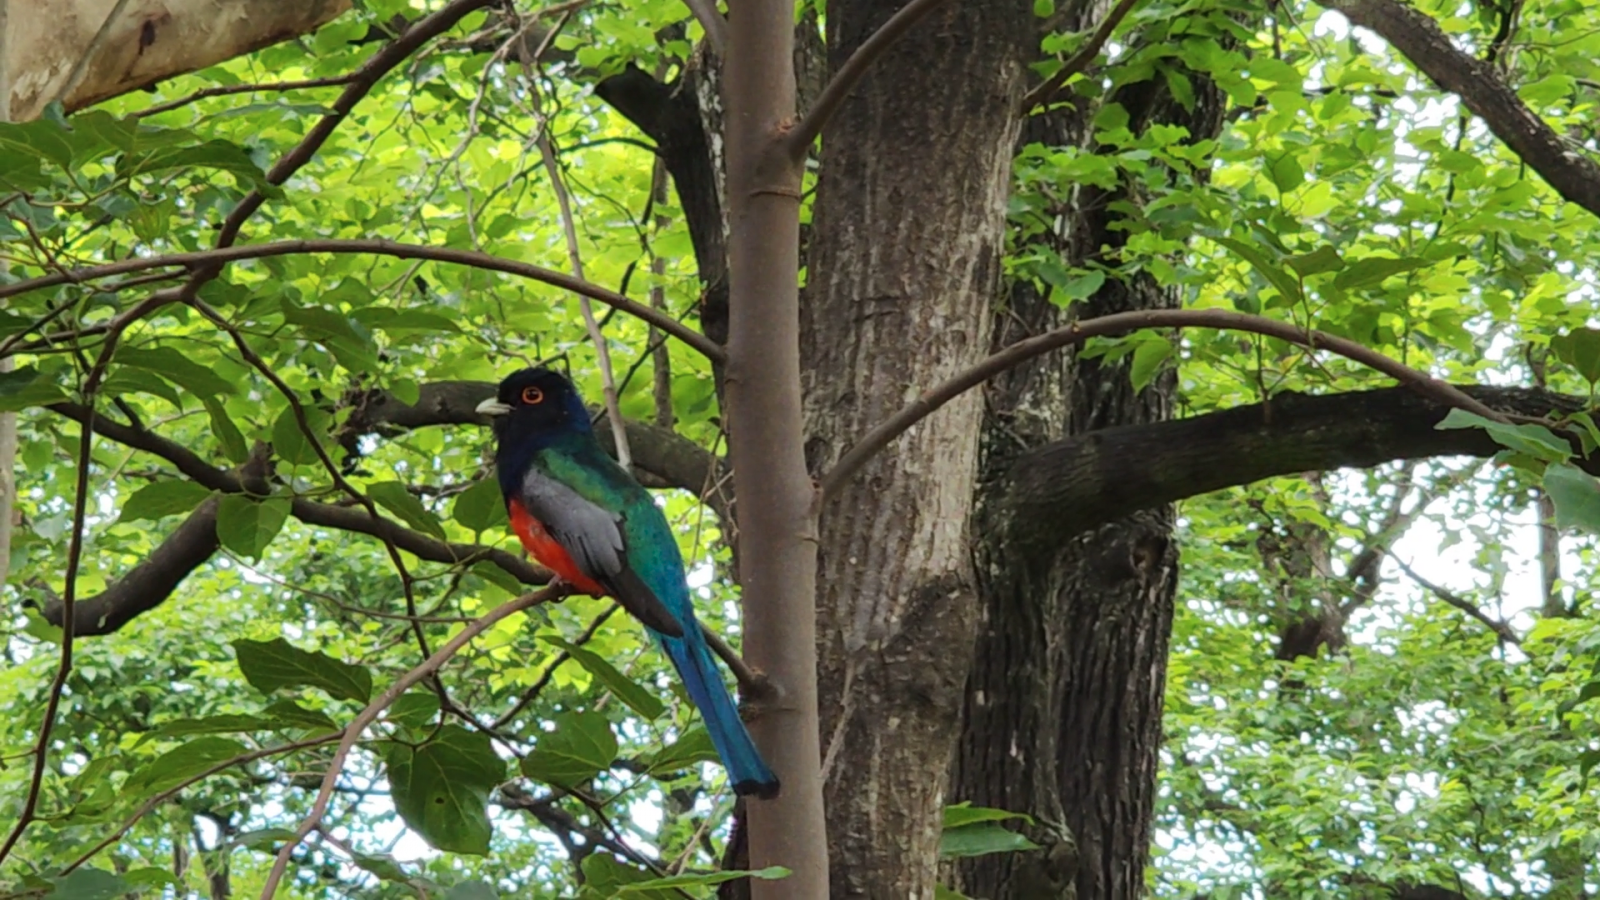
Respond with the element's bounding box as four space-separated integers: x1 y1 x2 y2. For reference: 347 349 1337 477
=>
475 398 512 416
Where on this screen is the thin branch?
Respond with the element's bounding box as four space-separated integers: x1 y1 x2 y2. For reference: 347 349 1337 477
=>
1321 0 1600 218
132 76 358 119
782 0 954 160
0 238 723 362
61 735 339 874
536 126 633 467
1020 0 1145 112
818 308 1511 500
214 0 508 249
258 586 568 899
1390 555 1521 644
0 296 137 864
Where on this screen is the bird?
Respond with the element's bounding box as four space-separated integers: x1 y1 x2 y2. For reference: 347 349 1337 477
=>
476 367 779 799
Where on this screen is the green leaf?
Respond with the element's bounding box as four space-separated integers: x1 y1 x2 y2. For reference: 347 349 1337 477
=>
124 139 271 189
471 560 526 597
1286 245 1343 277
215 494 291 561
935 885 975 900
943 802 1035 830
282 301 379 372
520 710 618 788
118 481 213 523
40 868 129 900
1544 464 1600 535
271 405 328 467
1580 748 1600 785
1331 256 1430 291
614 867 791 894
1267 153 1305 193
544 636 666 720
203 397 250 464
1214 237 1302 306
454 478 509 532
369 481 448 540
1053 270 1105 303
444 882 500 900
1436 408 1572 462
350 307 464 334
262 698 341 734
0 365 68 411
122 736 247 798
1129 336 1173 392
100 368 182 407
350 852 412 884
386 690 442 731
115 347 237 398
938 823 1041 859
648 726 721 776
135 713 283 746
233 637 373 703
1551 328 1600 384
384 725 506 855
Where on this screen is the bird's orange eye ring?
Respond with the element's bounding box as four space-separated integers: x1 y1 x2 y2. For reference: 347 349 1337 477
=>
521 386 545 404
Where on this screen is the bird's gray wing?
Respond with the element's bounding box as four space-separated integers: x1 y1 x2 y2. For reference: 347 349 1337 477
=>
517 467 685 637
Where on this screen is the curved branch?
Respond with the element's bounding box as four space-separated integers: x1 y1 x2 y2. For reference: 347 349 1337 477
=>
258 585 568 900
819 307 1506 499
214 0 510 248
994 384 1594 552
782 0 953 160
1020 0 1144 112
0 239 723 362
1321 0 1600 218
339 381 728 499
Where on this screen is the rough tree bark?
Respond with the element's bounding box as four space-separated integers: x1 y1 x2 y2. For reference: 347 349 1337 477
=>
953 27 1228 898
801 1 1032 896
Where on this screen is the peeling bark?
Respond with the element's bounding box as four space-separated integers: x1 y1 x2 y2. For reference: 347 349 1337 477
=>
0 0 350 122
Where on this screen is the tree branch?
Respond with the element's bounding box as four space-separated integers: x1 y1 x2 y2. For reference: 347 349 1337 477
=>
259 586 568 899
782 0 954 160
1020 0 1144 112
819 307 1508 500
0 239 723 362
43 384 727 637
994 384 1594 553
1390 554 1521 644
1322 0 1600 218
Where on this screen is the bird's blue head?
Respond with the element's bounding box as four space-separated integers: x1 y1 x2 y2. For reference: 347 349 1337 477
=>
476 367 593 494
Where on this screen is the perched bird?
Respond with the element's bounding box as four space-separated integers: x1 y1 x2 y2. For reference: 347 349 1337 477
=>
476 367 779 799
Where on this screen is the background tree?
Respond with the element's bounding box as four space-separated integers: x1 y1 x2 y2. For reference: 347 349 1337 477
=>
1 0 1599 898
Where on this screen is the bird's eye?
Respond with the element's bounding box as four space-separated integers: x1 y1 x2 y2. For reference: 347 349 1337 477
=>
521 386 545 404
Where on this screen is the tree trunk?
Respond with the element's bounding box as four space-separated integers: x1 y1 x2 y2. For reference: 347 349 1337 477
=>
0 0 349 122
802 1 1031 896
953 36 1229 899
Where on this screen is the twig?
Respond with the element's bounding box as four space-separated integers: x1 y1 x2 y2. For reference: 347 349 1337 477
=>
492 604 618 729
61 735 340 874
0 238 723 361
818 307 1511 500
0 296 141 864
1389 555 1521 644
258 586 567 899
132 76 358 119
214 0 507 249
1020 0 1145 111
535 126 633 467
783 0 954 159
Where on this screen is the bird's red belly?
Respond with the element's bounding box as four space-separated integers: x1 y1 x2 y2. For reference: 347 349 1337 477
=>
508 500 608 596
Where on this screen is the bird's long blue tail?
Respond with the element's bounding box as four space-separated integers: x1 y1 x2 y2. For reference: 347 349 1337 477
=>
660 630 779 799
